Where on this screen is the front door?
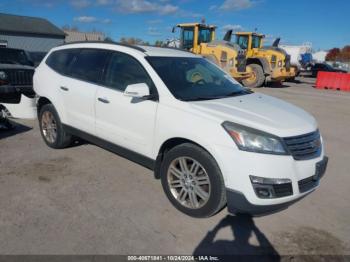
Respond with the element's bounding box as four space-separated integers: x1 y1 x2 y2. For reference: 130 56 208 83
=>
95 51 158 157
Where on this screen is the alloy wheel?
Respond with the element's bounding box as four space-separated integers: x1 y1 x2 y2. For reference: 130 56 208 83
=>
41 111 57 144
167 157 211 209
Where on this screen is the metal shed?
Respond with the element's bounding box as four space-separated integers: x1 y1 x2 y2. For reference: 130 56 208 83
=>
0 13 65 52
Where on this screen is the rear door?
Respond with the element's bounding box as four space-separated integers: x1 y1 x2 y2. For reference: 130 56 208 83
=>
95 51 158 157
62 48 109 134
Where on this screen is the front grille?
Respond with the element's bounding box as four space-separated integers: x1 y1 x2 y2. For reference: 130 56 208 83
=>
236 54 247 72
298 176 319 193
5 69 33 86
285 55 291 71
272 183 293 197
283 130 322 160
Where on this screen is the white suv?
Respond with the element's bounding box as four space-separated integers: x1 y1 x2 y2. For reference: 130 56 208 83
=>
34 42 328 218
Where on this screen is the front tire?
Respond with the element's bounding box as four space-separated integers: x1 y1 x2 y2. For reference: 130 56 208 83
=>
39 104 72 149
160 143 226 218
242 64 265 88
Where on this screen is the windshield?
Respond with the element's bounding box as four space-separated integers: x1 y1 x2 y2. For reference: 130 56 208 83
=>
323 63 333 70
0 48 32 66
236 35 249 49
198 27 212 44
146 57 251 101
181 27 194 50
251 35 261 48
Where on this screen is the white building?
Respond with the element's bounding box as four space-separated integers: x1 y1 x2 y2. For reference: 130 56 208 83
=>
64 30 105 43
313 51 328 63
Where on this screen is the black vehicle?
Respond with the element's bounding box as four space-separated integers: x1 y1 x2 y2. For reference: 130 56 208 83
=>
311 63 347 77
0 47 35 104
28 51 47 67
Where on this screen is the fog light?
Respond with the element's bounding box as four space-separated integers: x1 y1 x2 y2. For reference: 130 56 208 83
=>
255 187 273 198
250 175 293 199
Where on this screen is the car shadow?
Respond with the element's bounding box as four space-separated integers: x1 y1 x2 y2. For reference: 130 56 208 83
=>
193 214 280 261
0 120 32 139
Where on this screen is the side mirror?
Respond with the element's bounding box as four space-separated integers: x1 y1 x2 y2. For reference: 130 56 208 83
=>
124 83 150 99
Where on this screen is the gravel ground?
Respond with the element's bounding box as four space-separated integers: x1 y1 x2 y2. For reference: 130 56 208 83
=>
0 77 349 257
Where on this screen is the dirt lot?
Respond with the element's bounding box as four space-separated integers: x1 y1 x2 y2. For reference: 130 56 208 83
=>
0 77 349 257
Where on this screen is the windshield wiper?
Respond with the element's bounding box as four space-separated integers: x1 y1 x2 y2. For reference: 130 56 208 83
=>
224 89 253 97
181 89 253 102
184 96 224 101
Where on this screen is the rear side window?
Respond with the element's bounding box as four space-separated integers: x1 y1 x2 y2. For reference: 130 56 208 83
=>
69 49 110 84
46 49 79 75
103 52 155 92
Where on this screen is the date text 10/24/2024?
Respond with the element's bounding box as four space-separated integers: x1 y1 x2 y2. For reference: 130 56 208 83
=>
127 256 220 261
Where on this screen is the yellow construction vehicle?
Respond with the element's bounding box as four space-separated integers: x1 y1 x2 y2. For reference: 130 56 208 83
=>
173 23 251 81
224 30 296 88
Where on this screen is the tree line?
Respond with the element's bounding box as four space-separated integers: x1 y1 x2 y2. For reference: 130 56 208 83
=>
326 46 350 62
61 26 165 47
119 37 165 47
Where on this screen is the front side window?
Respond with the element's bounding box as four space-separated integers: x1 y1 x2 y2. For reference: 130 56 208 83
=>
146 57 251 101
103 52 155 92
181 27 194 50
251 35 261 49
69 49 110 83
236 35 249 50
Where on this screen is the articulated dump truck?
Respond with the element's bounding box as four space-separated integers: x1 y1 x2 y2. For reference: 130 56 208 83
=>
225 30 296 88
174 23 251 82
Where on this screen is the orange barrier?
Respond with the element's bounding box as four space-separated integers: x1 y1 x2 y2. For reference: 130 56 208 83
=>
315 71 350 92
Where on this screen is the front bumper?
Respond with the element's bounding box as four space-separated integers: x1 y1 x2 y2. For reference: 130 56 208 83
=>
225 156 328 216
229 68 252 81
0 84 35 104
270 67 296 81
226 188 308 216
0 84 34 96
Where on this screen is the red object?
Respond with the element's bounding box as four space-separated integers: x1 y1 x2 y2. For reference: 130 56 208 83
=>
315 71 350 92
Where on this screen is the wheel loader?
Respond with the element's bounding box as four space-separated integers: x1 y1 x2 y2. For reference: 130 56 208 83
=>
224 30 296 88
173 23 251 82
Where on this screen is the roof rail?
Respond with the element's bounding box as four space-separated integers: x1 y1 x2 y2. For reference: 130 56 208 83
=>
143 45 194 54
59 41 146 52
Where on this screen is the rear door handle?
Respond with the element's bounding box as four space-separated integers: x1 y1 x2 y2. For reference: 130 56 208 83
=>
98 97 110 104
60 86 69 91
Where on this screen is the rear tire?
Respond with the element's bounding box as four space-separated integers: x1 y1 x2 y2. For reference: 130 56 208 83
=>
243 64 265 88
160 143 226 218
39 104 72 149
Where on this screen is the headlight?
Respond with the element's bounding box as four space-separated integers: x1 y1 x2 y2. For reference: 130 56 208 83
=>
278 60 283 67
0 71 7 80
222 121 288 154
271 55 277 69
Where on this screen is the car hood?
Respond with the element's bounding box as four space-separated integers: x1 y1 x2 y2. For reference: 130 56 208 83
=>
0 63 34 70
189 93 317 137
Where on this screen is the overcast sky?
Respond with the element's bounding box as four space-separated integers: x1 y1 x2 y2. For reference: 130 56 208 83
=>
1 0 349 50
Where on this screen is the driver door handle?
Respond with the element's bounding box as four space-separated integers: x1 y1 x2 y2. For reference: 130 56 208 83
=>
60 86 69 91
98 97 110 104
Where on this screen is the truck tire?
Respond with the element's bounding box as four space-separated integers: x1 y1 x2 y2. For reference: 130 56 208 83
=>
38 104 72 149
242 64 265 88
160 143 226 218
